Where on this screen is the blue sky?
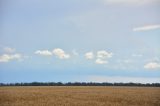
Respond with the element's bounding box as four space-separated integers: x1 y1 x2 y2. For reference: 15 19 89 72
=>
0 0 160 83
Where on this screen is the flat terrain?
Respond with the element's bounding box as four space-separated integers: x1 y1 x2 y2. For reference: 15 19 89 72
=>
0 86 160 106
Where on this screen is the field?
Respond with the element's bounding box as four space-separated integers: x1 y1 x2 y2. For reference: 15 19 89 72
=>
0 86 160 106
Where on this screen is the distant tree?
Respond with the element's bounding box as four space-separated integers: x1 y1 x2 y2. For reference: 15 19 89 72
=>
0 82 160 87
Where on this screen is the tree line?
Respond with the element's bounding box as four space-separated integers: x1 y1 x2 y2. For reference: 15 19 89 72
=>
0 82 160 87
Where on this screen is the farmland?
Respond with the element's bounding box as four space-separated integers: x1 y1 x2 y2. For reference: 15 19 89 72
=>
0 86 160 106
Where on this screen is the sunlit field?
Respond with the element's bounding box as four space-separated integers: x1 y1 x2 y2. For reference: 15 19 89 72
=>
0 86 160 106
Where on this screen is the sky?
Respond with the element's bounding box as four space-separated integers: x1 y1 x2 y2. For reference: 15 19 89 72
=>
0 0 160 83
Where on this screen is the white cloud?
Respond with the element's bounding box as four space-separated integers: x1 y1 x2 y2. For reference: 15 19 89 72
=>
144 62 160 70
93 50 113 64
87 75 160 83
3 47 15 53
35 50 52 56
85 52 94 59
0 54 22 62
133 24 160 32
53 48 70 59
103 0 159 5
95 58 108 64
97 50 113 59
85 51 112 64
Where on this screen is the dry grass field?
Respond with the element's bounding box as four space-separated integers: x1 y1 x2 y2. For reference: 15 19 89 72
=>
0 86 160 106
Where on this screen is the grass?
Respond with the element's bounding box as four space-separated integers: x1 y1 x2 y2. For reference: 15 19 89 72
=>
0 86 160 106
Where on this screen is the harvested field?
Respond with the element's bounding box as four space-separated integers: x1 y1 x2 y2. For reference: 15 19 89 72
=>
0 86 160 106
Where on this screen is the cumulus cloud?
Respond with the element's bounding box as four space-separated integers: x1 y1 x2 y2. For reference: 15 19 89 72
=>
144 62 160 70
0 54 22 62
133 24 160 32
85 51 112 64
95 58 108 64
85 52 94 59
53 48 70 59
3 47 15 53
97 50 113 59
35 50 52 56
103 0 159 5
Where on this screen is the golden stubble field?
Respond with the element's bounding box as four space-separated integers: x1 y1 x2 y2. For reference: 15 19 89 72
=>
0 86 160 106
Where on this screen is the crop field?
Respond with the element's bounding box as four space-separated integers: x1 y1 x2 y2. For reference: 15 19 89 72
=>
0 86 160 106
